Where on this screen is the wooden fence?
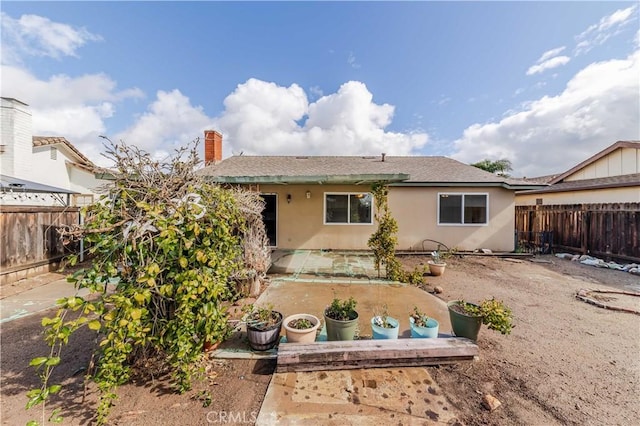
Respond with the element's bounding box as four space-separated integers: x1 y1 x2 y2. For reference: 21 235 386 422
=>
515 203 640 263
0 205 80 282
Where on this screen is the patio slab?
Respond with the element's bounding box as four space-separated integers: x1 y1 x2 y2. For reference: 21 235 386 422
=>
245 277 461 425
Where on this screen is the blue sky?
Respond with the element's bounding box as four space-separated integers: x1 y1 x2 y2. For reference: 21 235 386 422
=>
1 1 638 177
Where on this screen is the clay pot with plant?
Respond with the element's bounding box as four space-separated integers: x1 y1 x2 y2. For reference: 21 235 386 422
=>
243 304 283 351
282 313 321 343
324 297 359 341
371 304 399 340
427 250 447 276
409 306 439 338
447 298 513 341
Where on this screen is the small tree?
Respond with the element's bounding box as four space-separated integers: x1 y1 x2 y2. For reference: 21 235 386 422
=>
27 139 268 424
368 183 403 280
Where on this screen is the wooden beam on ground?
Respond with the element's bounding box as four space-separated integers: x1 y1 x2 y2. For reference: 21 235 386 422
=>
276 337 478 373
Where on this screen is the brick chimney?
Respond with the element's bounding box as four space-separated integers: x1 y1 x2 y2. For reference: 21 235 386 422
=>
204 130 222 165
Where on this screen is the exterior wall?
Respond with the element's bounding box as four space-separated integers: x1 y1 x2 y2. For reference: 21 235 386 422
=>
565 147 640 181
30 145 71 189
390 186 515 252
1 98 32 179
256 183 515 252
258 184 375 250
516 186 640 206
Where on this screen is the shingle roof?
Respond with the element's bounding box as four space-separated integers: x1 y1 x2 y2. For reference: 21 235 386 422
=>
32 136 94 166
518 173 640 194
199 155 542 188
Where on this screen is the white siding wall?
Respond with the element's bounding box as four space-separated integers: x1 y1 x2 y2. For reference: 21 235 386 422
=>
1 98 33 179
565 147 640 181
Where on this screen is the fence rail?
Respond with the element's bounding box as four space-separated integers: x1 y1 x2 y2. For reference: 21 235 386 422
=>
515 203 640 263
0 206 80 279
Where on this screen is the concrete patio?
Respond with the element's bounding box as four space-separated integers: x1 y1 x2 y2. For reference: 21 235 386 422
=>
213 250 465 425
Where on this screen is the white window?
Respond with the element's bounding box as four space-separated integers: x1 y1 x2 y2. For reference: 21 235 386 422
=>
50 147 57 160
438 193 488 225
324 193 373 225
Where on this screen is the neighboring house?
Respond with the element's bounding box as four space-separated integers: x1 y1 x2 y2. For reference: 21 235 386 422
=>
516 141 640 205
199 130 543 252
0 97 106 206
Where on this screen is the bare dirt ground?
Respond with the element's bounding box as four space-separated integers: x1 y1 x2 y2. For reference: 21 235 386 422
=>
1 254 639 425
403 254 640 426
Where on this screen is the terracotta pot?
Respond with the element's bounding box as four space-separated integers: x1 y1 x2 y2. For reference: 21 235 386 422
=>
428 261 446 276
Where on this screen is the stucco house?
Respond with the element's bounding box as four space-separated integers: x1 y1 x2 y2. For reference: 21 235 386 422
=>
516 141 640 205
0 97 106 206
199 130 542 252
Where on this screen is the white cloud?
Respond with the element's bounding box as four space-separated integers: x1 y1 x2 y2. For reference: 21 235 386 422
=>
538 46 566 63
213 79 427 156
1 64 143 165
114 89 212 160
347 52 361 69
309 85 324 99
1 12 101 64
453 49 639 178
526 55 571 76
575 4 637 55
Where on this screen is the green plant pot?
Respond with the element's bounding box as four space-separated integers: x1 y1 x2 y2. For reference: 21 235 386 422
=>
447 301 482 341
324 312 359 341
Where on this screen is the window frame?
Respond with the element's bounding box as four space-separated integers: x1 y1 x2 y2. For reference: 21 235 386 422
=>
323 192 374 225
437 192 489 226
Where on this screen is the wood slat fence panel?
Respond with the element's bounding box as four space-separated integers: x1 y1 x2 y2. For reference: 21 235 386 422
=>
515 203 640 263
0 206 80 274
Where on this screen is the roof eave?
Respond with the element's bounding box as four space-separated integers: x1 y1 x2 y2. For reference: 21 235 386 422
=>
516 181 639 195
206 173 410 185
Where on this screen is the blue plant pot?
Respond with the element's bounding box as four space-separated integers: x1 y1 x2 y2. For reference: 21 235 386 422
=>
409 316 439 338
371 316 399 339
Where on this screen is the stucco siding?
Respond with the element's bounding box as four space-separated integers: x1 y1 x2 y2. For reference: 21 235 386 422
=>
389 186 515 252
258 184 375 250
256 184 515 252
516 187 640 205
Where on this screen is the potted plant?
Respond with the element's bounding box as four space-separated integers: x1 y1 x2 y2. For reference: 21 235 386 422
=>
427 250 447 276
409 306 439 338
447 298 513 341
283 313 321 343
243 304 284 351
371 304 399 340
324 296 359 341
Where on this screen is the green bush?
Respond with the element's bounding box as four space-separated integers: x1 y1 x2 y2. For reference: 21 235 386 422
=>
27 140 267 425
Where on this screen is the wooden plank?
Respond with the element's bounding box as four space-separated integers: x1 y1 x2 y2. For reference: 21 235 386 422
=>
276 338 478 373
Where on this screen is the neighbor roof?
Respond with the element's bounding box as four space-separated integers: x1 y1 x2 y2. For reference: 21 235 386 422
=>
0 174 77 194
517 173 640 195
32 136 94 166
199 155 544 189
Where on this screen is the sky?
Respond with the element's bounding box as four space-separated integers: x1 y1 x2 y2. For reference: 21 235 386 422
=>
1 1 638 178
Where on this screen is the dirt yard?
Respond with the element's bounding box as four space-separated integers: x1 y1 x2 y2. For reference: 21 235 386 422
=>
405 254 640 426
1 254 639 425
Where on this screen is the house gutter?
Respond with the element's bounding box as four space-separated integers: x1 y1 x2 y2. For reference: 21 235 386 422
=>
205 173 410 185
390 182 547 190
